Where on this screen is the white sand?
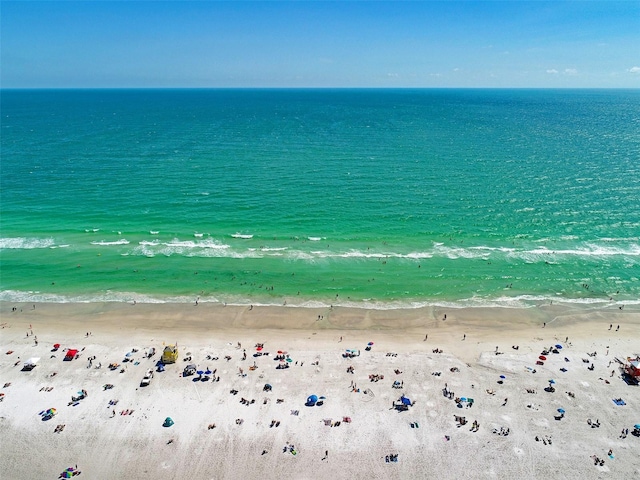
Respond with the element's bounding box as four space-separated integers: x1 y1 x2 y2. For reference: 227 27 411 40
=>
1 302 639 479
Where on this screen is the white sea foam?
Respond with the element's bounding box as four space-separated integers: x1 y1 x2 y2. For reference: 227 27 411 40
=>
2 289 639 310
194 233 204 238
231 233 253 239
150 230 160 235
0 237 56 249
139 240 161 246
165 238 229 249
84 228 100 233
90 239 130 246
308 237 323 241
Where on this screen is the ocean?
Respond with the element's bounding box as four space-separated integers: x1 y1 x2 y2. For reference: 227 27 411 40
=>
1 89 639 308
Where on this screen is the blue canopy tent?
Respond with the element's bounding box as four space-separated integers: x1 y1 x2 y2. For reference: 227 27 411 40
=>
306 394 318 406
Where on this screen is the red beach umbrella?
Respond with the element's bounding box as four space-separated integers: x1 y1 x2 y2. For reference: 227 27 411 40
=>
539 355 547 361
256 347 263 351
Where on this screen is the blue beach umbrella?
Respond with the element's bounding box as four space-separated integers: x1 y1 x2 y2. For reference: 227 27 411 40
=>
196 370 204 375
499 375 506 379
634 424 640 430
556 344 563 349
549 379 556 384
205 369 212 375
557 408 565 414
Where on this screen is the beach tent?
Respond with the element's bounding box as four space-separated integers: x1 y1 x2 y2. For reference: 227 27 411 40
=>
400 396 412 406
23 357 40 370
64 349 78 361
162 345 179 364
306 395 318 406
625 359 640 378
163 417 174 427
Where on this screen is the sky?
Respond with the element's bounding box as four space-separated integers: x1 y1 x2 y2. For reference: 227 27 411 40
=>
1 1 639 88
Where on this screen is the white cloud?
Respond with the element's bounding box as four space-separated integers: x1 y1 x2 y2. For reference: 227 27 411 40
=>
629 66 640 74
453 68 460 72
429 73 442 77
387 73 399 78
546 69 558 74
564 68 578 75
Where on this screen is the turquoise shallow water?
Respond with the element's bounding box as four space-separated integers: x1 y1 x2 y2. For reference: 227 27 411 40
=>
1 89 639 307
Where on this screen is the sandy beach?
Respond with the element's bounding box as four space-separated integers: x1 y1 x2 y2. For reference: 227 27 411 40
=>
1 301 639 479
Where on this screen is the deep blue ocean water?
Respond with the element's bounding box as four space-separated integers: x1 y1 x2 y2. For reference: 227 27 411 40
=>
1 89 639 308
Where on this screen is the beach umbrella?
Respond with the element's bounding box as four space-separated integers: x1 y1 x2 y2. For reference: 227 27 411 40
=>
53 343 60 349
125 352 132 357
634 424 640 430
557 408 565 414
196 370 204 375
549 379 555 384
539 356 547 361
277 350 283 354
307 394 318 404
205 369 212 375
400 396 412 406
286 358 293 362
556 344 563 349
256 346 263 351
319 396 326 400
368 342 374 346
499 375 506 379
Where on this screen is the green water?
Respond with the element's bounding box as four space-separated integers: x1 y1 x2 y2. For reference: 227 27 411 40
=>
1 89 639 308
